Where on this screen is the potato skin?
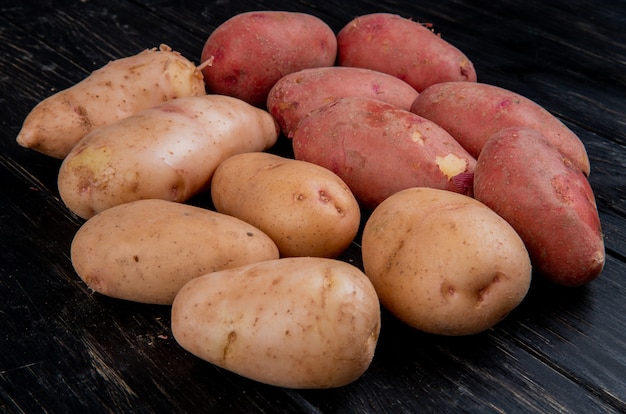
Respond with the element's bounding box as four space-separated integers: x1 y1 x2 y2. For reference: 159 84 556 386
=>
58 94 278 219
292 96 476 210
16 45 206 159
201 11 337 107
171 257 381 389
473 127 605 286
211 152 360 258
267 66 419 137
70 199 279 305
362 187 532 336
337 13 476 92
410 81 590 175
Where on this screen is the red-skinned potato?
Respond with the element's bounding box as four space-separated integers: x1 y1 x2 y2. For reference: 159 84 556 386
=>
410 81 590 175
267 66 419 137
171 257 381 389
58 95 278 219
16 45 206 159
337 13 477 92
473 127 604 286
292 96 476 210
200 11 337 107
211 152 360 258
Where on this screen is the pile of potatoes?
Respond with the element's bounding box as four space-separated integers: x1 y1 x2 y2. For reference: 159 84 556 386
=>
17 10 605 389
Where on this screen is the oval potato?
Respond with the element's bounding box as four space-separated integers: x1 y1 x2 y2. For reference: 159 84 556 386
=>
362 187 532 336
211 152 361 258
201 11 337 107
410 81 590 175
16 44 206 159
337 13 477 92
292 96 476 210
473 127 604 286
171 257 381 389
58 94 278 219
267 66 419 137
71 199 279 305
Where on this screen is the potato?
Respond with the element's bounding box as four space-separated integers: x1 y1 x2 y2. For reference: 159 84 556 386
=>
473 127 605 286
211 152 360 258
171 257 381 389
16 44 206 159
70 199 279 305
292 96 476 210
361 187 532 336
267 66 419 137
58 94 279 219
337 13 477 92
410 81 591 175
200 11 337 107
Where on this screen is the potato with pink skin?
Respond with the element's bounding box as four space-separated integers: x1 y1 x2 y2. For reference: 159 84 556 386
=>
473 127 604 286
201 11 337 107
337 13 477 92
171 257 381 389
292 96 476 210
361 187 532 336
211 152 361 258
267 66 419 137
58 95 278 219
17 45 206 159
410 81 590 175
71 199 280 305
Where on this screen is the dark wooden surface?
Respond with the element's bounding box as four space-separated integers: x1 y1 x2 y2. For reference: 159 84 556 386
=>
1 1 625 413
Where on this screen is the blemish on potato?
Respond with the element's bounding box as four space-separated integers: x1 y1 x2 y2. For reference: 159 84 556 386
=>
411 129 424 145
223 330 237 360
436 153 468 179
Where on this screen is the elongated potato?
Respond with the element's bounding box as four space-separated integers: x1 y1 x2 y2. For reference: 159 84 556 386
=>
16 45 206 159
337 13 477 92
71 199 279 305
292 96 476 210
171 257 381 389
201 11 337 107
473 127 604 286
267 66 419 137
211 152 360 258
58 94 278 219
410 81 590 175
362 187 532 336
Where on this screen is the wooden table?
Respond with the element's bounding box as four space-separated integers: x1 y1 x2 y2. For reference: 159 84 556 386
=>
2 0 625 412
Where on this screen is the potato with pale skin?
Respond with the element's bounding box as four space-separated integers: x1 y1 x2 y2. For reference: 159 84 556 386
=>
211 152 360 258
16 44 206 159
200 11 337 107
361 187 532 336
473 127 604 286
58 94 279 219
292 96 476 210
266 66 419 137
337 13 477 92
70 199 280 305
410 81 590 175
171 257 381 389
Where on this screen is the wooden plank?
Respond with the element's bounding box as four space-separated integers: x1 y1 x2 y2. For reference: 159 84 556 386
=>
1 0 625 413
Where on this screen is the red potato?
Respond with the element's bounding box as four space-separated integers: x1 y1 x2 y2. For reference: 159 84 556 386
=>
200 11 337 107
267 66 419 137
337 13 477 93
16 45 206 159
292 96 476 210
410 81 591 175
473 127 605 286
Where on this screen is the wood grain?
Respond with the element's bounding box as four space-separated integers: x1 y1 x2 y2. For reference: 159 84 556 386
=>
1 0 625 413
